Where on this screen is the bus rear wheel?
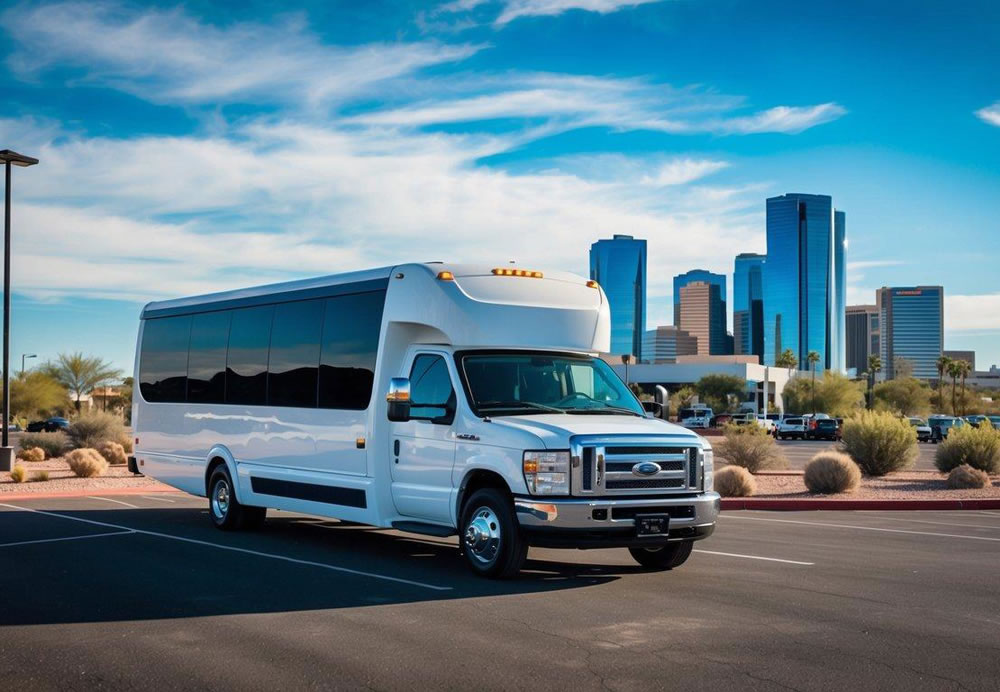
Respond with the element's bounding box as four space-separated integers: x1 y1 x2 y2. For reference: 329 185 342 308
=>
628 541 693 570
208 466 266 530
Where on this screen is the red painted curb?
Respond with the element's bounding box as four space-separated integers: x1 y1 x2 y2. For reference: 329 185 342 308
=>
721 498 1000 511
0 485 181 502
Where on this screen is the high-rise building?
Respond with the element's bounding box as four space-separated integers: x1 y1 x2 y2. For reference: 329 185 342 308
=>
876 286 944 380
763 193 847 371
678 281 728 355
590 234 646 359
733 253 765 361
944 350 975 371
846 304 879 374
642 326 698 363
673 269 726 328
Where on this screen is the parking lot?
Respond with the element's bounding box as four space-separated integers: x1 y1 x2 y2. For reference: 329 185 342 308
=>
1 494 998 690
776 438 940 470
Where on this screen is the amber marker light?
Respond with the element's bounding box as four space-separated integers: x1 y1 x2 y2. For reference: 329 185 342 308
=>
492 268 543 278
437 271 455 281
586 280 599 289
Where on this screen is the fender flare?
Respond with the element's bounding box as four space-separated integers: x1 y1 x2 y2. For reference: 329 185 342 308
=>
204 445 240 501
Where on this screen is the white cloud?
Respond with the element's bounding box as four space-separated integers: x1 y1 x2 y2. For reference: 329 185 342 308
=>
495 0 663 25
707 103 848 135
946 294 1000 331
975 102 1000 127
640 159 730 186
846 260 904 271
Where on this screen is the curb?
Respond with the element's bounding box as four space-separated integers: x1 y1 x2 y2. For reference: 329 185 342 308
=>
721 498 1000 511
0 485 179 502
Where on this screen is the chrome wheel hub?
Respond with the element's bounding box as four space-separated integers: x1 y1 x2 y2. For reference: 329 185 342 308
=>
211 479 230 519
464 506 501 565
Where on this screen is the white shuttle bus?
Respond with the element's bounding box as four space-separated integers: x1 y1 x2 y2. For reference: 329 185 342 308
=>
132 263 719 578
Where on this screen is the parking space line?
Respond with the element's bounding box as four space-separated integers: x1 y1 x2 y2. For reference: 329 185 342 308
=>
849 514 1000 531
0 530 135 548
86 496 140 508
140 496 177 503
693 549 813 566
721 514 1000 542
0 503 452 592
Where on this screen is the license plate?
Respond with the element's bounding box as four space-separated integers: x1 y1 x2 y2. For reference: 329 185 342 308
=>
636 514 669 536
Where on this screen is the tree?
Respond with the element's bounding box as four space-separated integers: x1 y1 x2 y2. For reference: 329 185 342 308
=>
946 360 963 416
866 353 882 410
775 349 798 369
668 386 696 420
873 377 931 416
41 352 123 412
10 371 71 419
893 356 915 380
956 359 972 416
935 355 952 412
807 351 821 414
695 374 746 413
782 372 864 418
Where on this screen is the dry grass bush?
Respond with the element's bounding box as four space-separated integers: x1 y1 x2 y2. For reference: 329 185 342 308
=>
9 465 27 483
65 448 109 478
97 440 128 466
67 411 125 450
946 464 991 489
840 411 917 476
118 434 134 454
19 432 68 459
16 446 46 462
714 466 756 497
934 424 1000 474
714 423 786 472
804 451 861 494
33 470 50 482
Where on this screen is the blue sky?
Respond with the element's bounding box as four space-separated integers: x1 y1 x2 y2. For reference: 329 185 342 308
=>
1 0 998 374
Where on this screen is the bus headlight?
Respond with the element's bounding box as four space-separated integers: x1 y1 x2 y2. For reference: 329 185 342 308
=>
523 451 570 495
702 448 714 492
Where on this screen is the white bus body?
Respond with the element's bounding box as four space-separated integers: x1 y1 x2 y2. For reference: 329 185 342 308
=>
132 263 719 577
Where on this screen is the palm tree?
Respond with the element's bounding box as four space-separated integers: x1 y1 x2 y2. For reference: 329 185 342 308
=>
957 360 972 416
866 353 882 410
41 352 122 412
807 351 820 414
935 355 952 412
946 360 962 416
775 348 798 369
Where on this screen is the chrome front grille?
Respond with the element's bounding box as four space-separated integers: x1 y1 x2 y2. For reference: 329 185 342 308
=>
571 436 702 496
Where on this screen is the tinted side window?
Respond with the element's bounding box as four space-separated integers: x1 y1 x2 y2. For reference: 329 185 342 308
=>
409 354 455 423
319 291 385 410
268 300 324 408
226 305 273 406
187 311 231 404
139 316 192 403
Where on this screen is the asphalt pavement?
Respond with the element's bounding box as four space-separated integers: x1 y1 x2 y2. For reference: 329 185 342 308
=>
775 438 940 471
1 493 998 690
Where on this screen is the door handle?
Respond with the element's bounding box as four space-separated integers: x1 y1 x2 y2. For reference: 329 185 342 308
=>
456 433 479 441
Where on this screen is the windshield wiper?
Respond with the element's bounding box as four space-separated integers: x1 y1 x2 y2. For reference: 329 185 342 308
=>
566 405 645 417
477 400 567 414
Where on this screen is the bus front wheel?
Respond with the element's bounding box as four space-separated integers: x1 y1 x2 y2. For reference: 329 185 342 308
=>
460 488 527 579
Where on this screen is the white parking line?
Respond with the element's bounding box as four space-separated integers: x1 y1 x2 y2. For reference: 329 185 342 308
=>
722 514 1000 542
0 503 452 592
694 549 813 566
849 514 1000 531
140 496 176 503
0 530 135 548
86 496 140 508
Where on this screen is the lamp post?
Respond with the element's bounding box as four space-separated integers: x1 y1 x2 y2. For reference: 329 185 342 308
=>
21 353 36 375
1 150 38 472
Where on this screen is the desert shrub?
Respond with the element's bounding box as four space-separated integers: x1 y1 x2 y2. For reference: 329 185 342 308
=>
946 464 990 489
65 448 109 478
67 411 125 450
97 440 128 466
18 432 69 459
9 465 27 483
804 451 861 494
33 470 50 482
714 423 786 472
118 434 134 454
16 446 46 462
714 466 756 497
840 410 917 476
934 424 1000 474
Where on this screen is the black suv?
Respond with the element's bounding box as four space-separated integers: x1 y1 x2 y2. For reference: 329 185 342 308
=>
807 418 841 441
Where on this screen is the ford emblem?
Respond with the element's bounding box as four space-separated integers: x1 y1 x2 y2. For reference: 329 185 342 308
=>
632 462 661 476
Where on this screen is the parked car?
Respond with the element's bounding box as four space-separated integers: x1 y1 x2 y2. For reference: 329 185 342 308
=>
908 417 932 442
964 415 988 428
928 415 964 443
776 417 807 440
711 412 734 427
679 406 714 429
989 415 1000 428
807 417 841 441
755 414 776 434
26 417 70 433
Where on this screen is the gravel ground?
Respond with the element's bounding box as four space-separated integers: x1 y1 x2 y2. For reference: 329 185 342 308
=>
0 458 169 494
747 469 1000 499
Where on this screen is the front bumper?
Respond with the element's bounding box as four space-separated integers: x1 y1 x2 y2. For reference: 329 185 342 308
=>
514 492 720 549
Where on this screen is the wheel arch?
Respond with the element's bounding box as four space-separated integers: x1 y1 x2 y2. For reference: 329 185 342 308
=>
455 468 513 525
204 446 240 500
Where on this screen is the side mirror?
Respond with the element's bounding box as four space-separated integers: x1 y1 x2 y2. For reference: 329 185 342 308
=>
386 377 411 422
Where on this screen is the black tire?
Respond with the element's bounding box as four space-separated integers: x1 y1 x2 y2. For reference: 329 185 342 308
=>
460 488 527 579
629 541 694 570
208 465 266 531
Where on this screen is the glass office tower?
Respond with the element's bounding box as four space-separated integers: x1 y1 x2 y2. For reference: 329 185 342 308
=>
763 193 846 371
673 269 726 328
876 286 944 380
733 253 765 361
590 235 646 358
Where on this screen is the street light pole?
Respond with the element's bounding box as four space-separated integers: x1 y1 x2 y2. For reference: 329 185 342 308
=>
0 150 38 472
21 353 36 376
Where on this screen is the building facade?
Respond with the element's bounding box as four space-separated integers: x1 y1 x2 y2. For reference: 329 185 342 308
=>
876 286 944 380
763 193 846 371
733 253 765 362
673 269 726 328
642 326 698 363
678 281 728 356
944 350 975 371
846 304 879 375
590 234 646 359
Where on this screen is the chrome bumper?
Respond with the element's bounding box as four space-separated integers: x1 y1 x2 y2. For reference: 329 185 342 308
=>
514 492 720 532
